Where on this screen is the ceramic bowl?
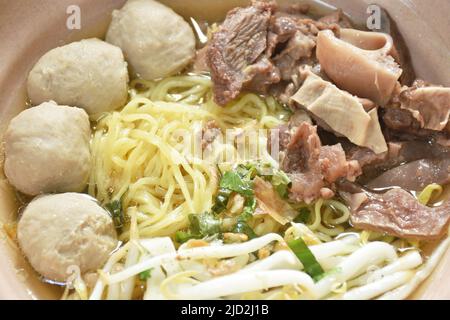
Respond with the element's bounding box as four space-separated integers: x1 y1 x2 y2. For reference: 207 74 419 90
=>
0 0 449 299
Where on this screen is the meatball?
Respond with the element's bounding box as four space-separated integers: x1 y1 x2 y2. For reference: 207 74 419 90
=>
106 0 196 80
27 38 129 116
4 101 91 196
17 193 118 282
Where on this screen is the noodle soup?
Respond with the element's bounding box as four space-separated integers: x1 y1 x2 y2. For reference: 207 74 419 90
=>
0 0 449 300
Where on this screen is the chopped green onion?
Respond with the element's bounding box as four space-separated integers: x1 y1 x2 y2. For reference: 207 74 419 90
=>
232 197 257 239
138 268 153 281
294 207 311 224
232 221 257 239
288 237 324 281
236 164 258 180
175 231 201 243
212 188 232 214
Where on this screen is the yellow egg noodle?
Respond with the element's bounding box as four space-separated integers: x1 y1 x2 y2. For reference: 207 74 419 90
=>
89 75 289 240
75 75 449 300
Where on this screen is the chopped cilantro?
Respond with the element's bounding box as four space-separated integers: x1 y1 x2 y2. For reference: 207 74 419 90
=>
219 171 254 197
294 207 311 224
189 212 222 236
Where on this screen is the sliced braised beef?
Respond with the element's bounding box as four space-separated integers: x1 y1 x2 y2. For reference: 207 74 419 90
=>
320 144 361 183
393 84 450 132
242 57 281 93
277 109 312 151
383 80 450 140
267 14 299 56
437 134 450 148
268 17 339 103
207 1 339 106
206 1 278 105
343 143 397 184
280 122 361 203
346 188 450 240
347 144 396 169
270 16 339 77
272 30 316 81
347 140 449 184
383 107 423 133
383 123 450 151
281 122 321 173
367 158 450 191
192 46 209 73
